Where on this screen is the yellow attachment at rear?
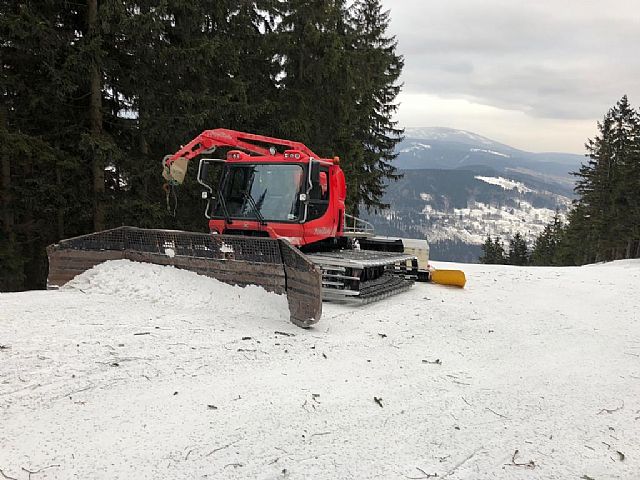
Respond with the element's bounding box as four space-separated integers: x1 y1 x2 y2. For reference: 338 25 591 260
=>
162 157 189 185
431 269 466 288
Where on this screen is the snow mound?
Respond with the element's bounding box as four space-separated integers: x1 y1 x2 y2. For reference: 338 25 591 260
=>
65 259 289 320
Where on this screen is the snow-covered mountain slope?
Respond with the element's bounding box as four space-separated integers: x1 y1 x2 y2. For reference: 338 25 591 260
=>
420 198 566 245
1 260 639 479
475 175 532 193
405 127 507 149
366 169 571 262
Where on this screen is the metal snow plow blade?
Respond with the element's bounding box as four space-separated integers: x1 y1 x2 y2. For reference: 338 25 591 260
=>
306 249 417 302
430 269 467 288
46 227 322 328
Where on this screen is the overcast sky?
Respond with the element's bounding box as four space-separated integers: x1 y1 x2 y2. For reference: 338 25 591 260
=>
383 0 640 153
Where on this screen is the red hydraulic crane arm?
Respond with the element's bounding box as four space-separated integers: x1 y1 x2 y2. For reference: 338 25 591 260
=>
165 128 320 166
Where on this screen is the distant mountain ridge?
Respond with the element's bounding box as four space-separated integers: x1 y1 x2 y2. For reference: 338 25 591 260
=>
396 127 586 193
362 128 582 262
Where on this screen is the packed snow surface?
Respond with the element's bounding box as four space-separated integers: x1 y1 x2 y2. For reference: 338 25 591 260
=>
1 260 640 479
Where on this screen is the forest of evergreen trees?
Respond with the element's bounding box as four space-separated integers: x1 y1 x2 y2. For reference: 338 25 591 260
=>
480 95 640 267
0 0 403 291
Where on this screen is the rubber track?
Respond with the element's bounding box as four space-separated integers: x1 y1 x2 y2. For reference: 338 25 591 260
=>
320 273 413 303
356 274 414 303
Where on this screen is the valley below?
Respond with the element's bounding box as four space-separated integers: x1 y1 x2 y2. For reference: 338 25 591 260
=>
366 128 582 262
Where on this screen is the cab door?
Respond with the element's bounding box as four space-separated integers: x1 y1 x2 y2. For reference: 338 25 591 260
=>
303 162 335 244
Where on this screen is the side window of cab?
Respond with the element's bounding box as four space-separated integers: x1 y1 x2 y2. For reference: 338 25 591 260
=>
308 166 330 220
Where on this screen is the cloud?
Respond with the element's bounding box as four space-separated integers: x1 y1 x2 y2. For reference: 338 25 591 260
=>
383 0 640 121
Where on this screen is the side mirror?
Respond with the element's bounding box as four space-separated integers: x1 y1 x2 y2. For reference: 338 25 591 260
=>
310 161 320 187
197 159 209 184
197 158 225 220
197 158 225 188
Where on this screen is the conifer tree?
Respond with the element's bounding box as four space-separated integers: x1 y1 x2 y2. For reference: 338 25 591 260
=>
348 0 404 213
104 1 281 231
531 211 563 265
492 236 506 264
275 0 403 214
508 232 529 266
0 1 91 289
571 95 640 262
1 1 411 290
479 235 506 264
531 225 553 265
275 0 350 145
479 236 495 264
554 204 588 266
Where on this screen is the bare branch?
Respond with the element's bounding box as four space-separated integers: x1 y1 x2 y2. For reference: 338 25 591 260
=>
441 447 483 478
405 466 439 478
21 465 61 479
206 439 241 457
274 331 294 337
504 449 535 469
486 407 508 419
0 468 18 480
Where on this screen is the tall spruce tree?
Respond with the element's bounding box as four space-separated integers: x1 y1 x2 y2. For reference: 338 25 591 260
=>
0 1 93 289
1 1 411 290
479 235 495 264
276 0 403 214
275 0 350 145
492 236 506 264
479 235 506 264
571 95 640 263
507 232 529 266
531 211 563 265
613 97 640 257
103 1 281 232
348 0 404 213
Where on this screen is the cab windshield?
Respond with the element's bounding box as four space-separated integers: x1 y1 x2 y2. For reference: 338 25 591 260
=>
213 164 304 222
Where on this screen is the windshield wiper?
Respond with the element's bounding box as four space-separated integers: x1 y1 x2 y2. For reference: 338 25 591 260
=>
218 191 233 224
216 170 233 224
242 191 267 226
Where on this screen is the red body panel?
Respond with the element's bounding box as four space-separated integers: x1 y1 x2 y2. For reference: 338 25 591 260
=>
164 129 347 247
207 162 346 246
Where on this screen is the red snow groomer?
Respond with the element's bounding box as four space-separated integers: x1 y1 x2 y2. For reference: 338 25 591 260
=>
162 129 435 302
47 129 464 329
162 129 348 248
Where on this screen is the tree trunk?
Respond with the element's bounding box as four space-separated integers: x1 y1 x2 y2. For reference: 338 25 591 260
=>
1 154 12 236
140 131 150 196
138 94 150 197
56 167 65 238
0 106 13 238
88 0 105 231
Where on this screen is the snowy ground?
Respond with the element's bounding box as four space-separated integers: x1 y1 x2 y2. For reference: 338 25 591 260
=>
1 259 639 479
